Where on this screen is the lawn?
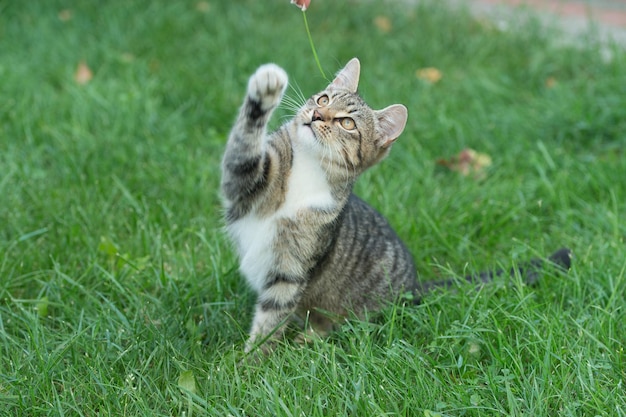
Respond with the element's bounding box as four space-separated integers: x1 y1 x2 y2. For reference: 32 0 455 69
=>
1 0 625 415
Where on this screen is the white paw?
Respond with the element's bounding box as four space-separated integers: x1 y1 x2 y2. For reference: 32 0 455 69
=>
247 64 288 112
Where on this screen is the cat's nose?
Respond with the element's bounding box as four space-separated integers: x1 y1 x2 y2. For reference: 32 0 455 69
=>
312 109 323 122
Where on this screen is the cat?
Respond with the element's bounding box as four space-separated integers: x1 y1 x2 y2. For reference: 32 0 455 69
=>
221 58 571 353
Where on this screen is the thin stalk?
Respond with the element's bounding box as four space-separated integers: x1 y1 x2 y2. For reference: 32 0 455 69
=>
302 11 328 81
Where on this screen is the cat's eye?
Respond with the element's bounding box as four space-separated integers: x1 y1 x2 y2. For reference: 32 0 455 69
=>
339 118 356 130
316 95 329 106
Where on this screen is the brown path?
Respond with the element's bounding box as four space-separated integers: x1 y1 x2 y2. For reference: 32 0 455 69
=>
453 0 626 45
476 0 626 28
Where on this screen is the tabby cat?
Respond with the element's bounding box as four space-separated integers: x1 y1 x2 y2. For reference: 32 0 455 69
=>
221 58 571 353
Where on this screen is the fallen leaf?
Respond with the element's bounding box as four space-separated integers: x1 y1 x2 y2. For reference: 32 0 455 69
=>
58 9 73 22
195 1 210 13
374 16 392 33
74 60 93 85
437 148 492 179
545 76 557 88
416 67 442 84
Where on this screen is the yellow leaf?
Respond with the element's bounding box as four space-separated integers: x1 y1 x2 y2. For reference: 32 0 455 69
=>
74 60 93 85
416 67 442 83
374 16 392 33
545 76 558 88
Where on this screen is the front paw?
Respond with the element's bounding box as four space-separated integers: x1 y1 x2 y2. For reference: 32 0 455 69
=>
247 64 288 112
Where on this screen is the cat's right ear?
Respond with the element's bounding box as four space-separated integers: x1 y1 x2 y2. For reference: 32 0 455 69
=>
376 104 408 148
330 58 360 93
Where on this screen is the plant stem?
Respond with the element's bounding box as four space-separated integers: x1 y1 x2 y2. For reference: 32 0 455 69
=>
302 11 327 81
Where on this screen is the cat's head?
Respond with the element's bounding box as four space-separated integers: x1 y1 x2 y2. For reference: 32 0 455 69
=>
294 58 408 178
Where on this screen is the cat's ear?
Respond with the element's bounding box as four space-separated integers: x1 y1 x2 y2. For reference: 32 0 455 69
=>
330 58 360 93
375 104 408 148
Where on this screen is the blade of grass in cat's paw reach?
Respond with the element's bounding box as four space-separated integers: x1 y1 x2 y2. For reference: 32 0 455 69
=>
290 0 327 81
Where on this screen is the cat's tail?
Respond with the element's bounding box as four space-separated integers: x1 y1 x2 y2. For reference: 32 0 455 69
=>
414 248 572 300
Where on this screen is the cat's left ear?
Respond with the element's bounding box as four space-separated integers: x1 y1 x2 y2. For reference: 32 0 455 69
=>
330 58 360 93
375 104 408 148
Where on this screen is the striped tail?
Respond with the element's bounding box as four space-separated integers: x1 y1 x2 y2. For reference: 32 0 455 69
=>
414 248 572 301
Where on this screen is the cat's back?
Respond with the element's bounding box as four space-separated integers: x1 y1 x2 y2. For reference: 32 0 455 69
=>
301 194 418 313
339 195 417 284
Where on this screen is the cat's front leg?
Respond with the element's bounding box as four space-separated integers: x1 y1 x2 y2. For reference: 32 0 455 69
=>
221 64 288 210
245 278 305 354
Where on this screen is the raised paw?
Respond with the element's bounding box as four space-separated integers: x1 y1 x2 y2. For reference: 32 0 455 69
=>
247 64 288 113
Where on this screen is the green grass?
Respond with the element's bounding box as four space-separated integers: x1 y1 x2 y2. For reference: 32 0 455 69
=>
1 0 625 415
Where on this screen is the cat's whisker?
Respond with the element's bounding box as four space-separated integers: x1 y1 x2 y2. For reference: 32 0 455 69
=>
279 95 305 117
278 113 295 123
278 102 298 113
282 86 306 108
280 94 302 107
288 82 307 107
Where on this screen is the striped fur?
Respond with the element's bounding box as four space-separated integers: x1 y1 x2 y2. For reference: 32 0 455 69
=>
222 59 413 351
221 59 571 353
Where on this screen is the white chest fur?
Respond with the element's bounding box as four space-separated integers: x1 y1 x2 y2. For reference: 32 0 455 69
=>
227 149 335 292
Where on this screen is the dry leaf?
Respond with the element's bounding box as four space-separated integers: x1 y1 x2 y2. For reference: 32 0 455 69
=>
545 76 557 88
437 148 492 179
374 16 392 33
416 67 442 84
58 9 73 22
74 60 93 85
195 1 210 13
